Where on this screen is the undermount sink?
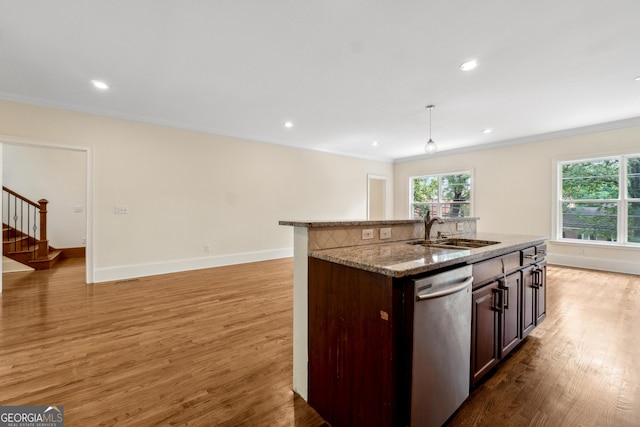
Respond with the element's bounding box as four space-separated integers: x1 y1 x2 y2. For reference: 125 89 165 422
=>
409 238 501 250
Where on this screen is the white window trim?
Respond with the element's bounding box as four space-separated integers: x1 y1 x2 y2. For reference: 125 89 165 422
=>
409 169 474 219
552 153 640 248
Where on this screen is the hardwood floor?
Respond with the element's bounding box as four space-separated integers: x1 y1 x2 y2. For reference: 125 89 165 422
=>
1 260 639 426
448 265 640 427
0 258 327 426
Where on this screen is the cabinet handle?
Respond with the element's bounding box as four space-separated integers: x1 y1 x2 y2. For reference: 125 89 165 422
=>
538 268 543 287
532 268 541 288
524 254 538 260
498 279 510 310
493 288 503 313
503 286 510 310
537 249 547 255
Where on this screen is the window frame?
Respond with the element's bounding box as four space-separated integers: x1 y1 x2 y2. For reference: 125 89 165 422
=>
409 170 474 219
554 153 640 246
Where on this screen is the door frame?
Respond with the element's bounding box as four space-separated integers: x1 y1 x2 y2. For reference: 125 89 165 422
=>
367 174 389 220
0 135 94 284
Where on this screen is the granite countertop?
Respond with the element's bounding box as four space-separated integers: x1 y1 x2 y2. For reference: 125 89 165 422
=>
279 218 479 228
309 233 546 278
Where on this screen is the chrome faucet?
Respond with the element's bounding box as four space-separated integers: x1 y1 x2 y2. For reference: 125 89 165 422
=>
424 211 444 240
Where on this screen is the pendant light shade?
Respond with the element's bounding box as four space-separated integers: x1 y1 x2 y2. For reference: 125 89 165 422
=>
424 105 438 154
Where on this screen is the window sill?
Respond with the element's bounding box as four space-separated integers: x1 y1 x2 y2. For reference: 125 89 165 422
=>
549 239 640 251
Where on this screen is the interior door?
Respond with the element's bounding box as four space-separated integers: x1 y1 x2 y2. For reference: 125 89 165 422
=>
367 174 387 220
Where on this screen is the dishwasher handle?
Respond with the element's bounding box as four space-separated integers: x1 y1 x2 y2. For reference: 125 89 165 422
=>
416 276 474 301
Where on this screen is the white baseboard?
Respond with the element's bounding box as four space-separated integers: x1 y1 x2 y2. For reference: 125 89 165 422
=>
93 248 293 283
546 253 640 276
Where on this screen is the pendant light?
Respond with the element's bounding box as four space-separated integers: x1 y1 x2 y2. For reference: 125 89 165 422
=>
424 105 438 154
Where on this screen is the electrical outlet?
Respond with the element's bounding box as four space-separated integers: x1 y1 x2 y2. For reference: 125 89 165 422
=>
380 227 391 239
204 244 211 253
456 222 465 231
362 229 374 240
114 206 129 214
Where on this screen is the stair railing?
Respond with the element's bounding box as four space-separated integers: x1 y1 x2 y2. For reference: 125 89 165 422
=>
2 186 49 260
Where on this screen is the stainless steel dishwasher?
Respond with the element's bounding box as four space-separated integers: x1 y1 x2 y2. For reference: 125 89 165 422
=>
410 265 473 427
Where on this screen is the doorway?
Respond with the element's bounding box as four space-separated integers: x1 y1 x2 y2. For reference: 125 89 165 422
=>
367 174 388 220
1 136 93 284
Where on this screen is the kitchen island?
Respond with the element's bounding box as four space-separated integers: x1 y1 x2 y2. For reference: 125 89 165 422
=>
280 220 546 427
308 231 545 277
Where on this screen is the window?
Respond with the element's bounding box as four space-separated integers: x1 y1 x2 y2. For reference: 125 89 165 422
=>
558 154 640 244
410 171 472 219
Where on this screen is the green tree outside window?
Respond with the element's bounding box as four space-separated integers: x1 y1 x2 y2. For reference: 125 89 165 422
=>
411 172 471 219
560 155 640 244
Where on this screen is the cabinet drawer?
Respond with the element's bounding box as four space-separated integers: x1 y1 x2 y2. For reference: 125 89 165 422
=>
536 244 547 257
521 247 537 266
472 252 520 288
521 244 547 266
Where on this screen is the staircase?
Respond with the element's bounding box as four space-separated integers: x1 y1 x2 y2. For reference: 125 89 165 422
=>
2 186 62 270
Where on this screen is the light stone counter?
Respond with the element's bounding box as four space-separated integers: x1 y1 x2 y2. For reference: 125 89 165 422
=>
309 232 547 278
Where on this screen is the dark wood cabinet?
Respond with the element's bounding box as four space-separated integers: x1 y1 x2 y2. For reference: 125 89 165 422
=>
500 271 522 356
522 264 536 338
308 243 547 424
534 260 547 325
308 257 410 427
471 246 546 386
471 270 521 386
522 259 547 339
471 281 500 384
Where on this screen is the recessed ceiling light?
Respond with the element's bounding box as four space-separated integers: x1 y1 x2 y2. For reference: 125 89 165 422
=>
460 60 477 71
283 121 294 128
91 80 110 90
372 141 379 146
482 128 493 134
635 76 640 81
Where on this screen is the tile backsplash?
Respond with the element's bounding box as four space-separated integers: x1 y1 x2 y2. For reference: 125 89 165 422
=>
308 218 477 250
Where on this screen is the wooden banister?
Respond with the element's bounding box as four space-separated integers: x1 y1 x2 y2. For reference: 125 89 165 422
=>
2 186 40 207
2 186 49 260
37 199 49 259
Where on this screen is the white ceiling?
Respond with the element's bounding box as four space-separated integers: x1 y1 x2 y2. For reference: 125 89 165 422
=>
2 1 639 162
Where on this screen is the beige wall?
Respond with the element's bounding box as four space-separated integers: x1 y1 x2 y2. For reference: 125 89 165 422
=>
3 98 637 279
3 144 87 249
394 126 640 275
0 100 393 282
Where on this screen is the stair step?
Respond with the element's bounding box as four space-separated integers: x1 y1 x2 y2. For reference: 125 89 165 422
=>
4 240 63 271
28 250 63 270
4 247 37 266
3 235 33 252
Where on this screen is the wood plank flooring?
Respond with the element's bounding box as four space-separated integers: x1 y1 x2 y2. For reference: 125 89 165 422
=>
448 265 640 427
1 259 639 426
0 258 326 426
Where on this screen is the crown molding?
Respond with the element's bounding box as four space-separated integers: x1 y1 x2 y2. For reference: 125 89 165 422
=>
394 116 640 164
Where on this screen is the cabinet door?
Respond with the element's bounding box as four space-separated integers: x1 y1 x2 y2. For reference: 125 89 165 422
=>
308 258 396 427
471 282 500 386
521 266 536 338
500 272 521 356
534 261 547 324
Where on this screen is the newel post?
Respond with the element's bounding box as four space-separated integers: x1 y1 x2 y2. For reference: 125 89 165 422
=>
37 199 49 259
